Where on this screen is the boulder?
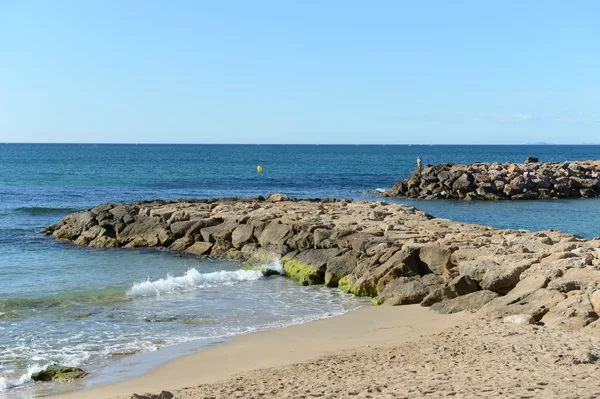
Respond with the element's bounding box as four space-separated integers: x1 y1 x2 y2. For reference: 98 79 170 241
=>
119 214 172 247
452 173 475 194
89 236 118 248
287 231 314 251
541 293 598 329
266 193 289 202
548 268 600 291
590 290 600 314
420 286 458 306
74 225 108 246
231 225 254 249
379 248 420 277
51 211 97 240
324 251 360 287
282 248 342 286
200 222 238 243
458 257 534 294
380 277 430 306
258 222 294 254
481 288 565 321
31 365 86 383
420 273 444 287
313 228 334 249
169 220 197 238
185 242 213 256
447 274 479 295
418 245 455 280
169 236 194 251
430 290 499 314
149 206 177 222
481 274 549 310
342 274 379 297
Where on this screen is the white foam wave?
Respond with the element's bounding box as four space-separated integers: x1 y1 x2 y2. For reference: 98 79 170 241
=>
0 364 44 392
261 259 284 275
127 261 283 297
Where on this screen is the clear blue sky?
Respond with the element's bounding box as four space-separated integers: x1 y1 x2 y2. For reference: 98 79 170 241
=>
1 1 598 144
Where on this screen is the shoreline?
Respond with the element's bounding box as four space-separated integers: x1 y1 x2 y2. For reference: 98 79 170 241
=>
55 305 465 399
31 196 600 397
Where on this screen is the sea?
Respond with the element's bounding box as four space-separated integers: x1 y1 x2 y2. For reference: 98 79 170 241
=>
1 144 600 397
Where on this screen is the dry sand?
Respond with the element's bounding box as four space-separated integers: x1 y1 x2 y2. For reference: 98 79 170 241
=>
57 305 600 399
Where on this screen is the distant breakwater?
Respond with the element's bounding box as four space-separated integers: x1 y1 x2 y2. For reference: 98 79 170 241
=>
382 160 600 200
44 195 600 331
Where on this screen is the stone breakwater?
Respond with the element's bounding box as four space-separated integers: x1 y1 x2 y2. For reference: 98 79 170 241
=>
45 195 600 330
382 160 600 200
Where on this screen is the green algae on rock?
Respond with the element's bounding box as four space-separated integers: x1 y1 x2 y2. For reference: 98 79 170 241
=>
31 365 86 383
282 258 323 285
337 276 353 293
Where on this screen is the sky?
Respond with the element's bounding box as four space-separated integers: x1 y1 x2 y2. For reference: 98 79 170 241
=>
0 1 598 144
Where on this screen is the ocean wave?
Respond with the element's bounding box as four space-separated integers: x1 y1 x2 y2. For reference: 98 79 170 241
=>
127 261 284 297
13 206 80 216
0 364 45 392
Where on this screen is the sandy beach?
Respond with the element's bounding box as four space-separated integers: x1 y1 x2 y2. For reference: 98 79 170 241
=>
52 303 600 399
56 306 462 399
45 197 600 399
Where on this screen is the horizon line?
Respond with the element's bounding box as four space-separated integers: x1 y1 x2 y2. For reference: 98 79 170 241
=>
2 142 600 146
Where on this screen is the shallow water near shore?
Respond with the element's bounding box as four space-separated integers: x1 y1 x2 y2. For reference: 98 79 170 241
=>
1 144 600 396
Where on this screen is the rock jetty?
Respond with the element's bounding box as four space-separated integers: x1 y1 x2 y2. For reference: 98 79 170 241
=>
45 194 600 330
383 160 600 200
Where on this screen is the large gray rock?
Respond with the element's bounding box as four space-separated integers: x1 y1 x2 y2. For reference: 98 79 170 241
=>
447 274 479 295
119 214 172 247
231 225 254 249
452 173 475 194
324 251 360 287
200 222 238 243
482 274 549 308
287 231 314 251
185 242 213 256
458 257 534 294
169 220 197 238
380 277 430 306
376 248 420 282
481 288 565 321
541 293 598 329
418 245 455 280
50 211 97 240
258 222 294 254
430 290 499 314
548 268 600 291
266 193 289 202
420 286 458 307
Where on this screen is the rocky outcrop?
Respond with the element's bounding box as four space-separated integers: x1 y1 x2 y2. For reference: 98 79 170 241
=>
383 160 600 200
44 196 600 331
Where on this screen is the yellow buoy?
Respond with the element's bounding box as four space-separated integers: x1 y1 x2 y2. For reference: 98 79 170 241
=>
257 165 263 173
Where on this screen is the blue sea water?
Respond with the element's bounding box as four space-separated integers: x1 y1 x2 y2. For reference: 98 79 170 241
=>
1 144 600 396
